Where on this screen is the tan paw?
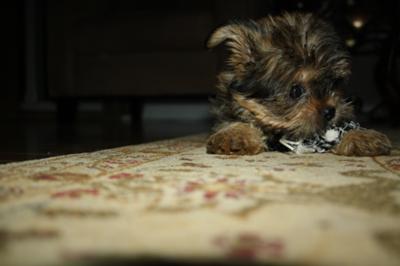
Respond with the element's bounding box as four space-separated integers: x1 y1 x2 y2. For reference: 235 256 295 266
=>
207 123 265 155
332 129 392 156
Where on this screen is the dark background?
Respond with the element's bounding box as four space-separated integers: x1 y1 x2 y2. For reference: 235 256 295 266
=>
2 0 399 163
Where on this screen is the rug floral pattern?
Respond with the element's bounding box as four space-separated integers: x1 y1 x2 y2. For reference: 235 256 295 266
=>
0 135 400 266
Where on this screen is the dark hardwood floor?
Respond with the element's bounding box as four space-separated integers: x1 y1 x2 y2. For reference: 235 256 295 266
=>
0 112 211 164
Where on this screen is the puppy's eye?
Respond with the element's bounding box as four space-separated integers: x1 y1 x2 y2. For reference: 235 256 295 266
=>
290 84 305 99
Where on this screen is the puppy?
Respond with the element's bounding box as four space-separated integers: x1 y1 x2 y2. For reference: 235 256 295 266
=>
206 12 391 156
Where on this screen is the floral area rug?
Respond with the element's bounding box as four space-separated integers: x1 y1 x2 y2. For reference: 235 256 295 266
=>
1 134 400 266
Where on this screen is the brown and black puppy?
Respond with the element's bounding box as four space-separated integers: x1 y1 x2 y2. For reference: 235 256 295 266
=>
206 12 391 156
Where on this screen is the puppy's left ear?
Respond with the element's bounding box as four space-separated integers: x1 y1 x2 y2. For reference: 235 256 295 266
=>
207 21 262 71
207 24 246 48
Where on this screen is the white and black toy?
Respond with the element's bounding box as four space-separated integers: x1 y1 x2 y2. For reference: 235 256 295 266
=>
279 121 360 154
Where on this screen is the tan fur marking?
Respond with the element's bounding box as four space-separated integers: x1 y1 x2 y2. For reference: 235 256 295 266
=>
295 68 317 85
233 94 290 130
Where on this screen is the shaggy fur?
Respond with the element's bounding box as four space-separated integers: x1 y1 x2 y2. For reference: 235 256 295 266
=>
207 12 391 156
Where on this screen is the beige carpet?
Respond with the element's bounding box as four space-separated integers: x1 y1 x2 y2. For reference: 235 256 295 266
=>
1 134 400 266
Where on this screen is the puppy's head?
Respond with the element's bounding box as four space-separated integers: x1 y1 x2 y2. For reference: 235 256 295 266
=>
208 12 353 139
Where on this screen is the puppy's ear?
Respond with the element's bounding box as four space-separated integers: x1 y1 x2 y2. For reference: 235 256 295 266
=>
207 24 243 49
207 21 262 70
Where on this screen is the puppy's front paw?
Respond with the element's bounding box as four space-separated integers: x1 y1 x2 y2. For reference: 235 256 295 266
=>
207 123 265 155
332 129 392 156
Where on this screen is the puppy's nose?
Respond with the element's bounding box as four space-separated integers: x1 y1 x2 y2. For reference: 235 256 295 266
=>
323 107 336 121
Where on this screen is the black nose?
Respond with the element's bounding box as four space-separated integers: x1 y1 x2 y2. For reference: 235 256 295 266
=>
323 107 336 121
